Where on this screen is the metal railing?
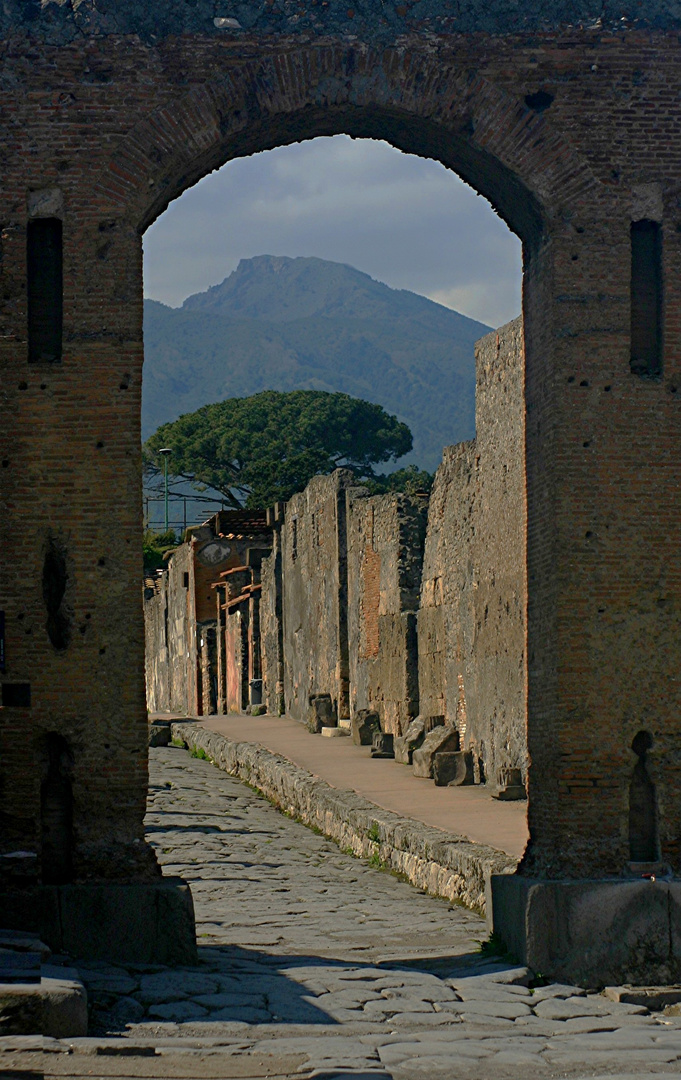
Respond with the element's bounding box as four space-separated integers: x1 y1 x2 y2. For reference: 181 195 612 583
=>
144 495 228 533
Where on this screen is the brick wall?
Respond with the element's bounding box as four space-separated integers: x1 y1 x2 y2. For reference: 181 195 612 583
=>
1 13 680 882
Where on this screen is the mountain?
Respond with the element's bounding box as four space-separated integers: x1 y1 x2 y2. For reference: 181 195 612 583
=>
142 255 493 472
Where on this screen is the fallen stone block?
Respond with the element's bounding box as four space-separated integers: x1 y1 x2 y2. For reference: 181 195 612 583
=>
371 732 394 758
321 726 349 738
433 751 475 787
394 716 427 764
395 715 445 763
412 726 460 778
352 709 381 746
494 767 527 801
308 694 336 733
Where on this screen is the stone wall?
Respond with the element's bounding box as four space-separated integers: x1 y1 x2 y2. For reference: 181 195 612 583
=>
4 5 681 892
144 518 271 716
224 611 247 713
347 491 428 736
144 544 195 716
419 318 527 789
260 513 285 716
418 442 477 729
280 471 356 723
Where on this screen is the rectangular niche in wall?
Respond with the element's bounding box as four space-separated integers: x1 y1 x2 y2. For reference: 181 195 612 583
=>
630 219 662 379
1 682 31 707
27 217 63 363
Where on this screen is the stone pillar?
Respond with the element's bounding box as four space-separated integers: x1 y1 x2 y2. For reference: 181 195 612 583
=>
0 208 196 961
492 217 681 986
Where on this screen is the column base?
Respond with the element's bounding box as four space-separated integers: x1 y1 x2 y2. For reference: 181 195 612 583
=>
0 877 197 966
491 874 681 987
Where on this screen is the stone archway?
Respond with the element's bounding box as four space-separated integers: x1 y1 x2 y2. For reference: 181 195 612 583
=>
1 17 680 983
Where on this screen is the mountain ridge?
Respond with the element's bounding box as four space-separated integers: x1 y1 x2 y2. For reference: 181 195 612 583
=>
142 255 494 471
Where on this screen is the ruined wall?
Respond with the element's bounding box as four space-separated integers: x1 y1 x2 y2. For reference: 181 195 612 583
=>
419 318 527 789
2 4 681 885
469 320 527 784
198 625 217 715
144 521 270 716
418 442 477 730
144 544 195 715
144 579 168 716
260 546 283 716
281 471 355 722
347 491 428 736
224 611 248 713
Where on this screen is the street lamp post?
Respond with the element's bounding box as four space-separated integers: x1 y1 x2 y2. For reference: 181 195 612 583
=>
158 448 172 532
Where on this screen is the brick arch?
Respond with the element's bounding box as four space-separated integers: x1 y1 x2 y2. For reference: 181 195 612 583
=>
94 43 599 246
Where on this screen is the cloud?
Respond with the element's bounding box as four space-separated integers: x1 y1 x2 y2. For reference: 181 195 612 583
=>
143 135 522 328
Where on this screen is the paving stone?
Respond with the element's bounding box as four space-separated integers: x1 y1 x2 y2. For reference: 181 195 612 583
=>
545 1048 681 1066
455 986 534 1004
445 964 532 986
388 1011 463 1028
529 982 586 1000
533 996 648 1021
193 992 266 1009
98 996 147 1028
208 1007 272 1022
560 1014 656 1033
147 1001 210 1021
447 997 532 1019
488 1049 547 1065
137 971 220 1006
62 747 681 1079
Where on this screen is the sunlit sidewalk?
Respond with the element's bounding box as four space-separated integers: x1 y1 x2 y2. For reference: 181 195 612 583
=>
152 711 528 861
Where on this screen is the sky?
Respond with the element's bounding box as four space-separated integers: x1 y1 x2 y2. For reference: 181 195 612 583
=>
143 135 522 329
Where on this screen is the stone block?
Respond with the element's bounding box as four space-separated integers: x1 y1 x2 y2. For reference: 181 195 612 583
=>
494 767 527 801
603 985 681 1009
371 732 394 758
351 709 381 746
412 726 460 778
394 716 426 764
432 750 475 787
148 723 171 747
491 875 681 987
0 974 87 1037
321 725 349 737
0 950 41 983
308 694 336 733
0 878 197 967
0 931 50 963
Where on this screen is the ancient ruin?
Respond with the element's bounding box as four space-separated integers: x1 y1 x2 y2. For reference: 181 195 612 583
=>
1 0 680 985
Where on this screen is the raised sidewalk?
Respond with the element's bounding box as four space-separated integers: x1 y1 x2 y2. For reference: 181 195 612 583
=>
164 713 528 914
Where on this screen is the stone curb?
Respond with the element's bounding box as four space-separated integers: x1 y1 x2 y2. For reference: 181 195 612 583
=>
169 723 517 914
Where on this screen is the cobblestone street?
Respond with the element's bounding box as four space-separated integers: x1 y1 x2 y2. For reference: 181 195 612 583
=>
6 745 681 1079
